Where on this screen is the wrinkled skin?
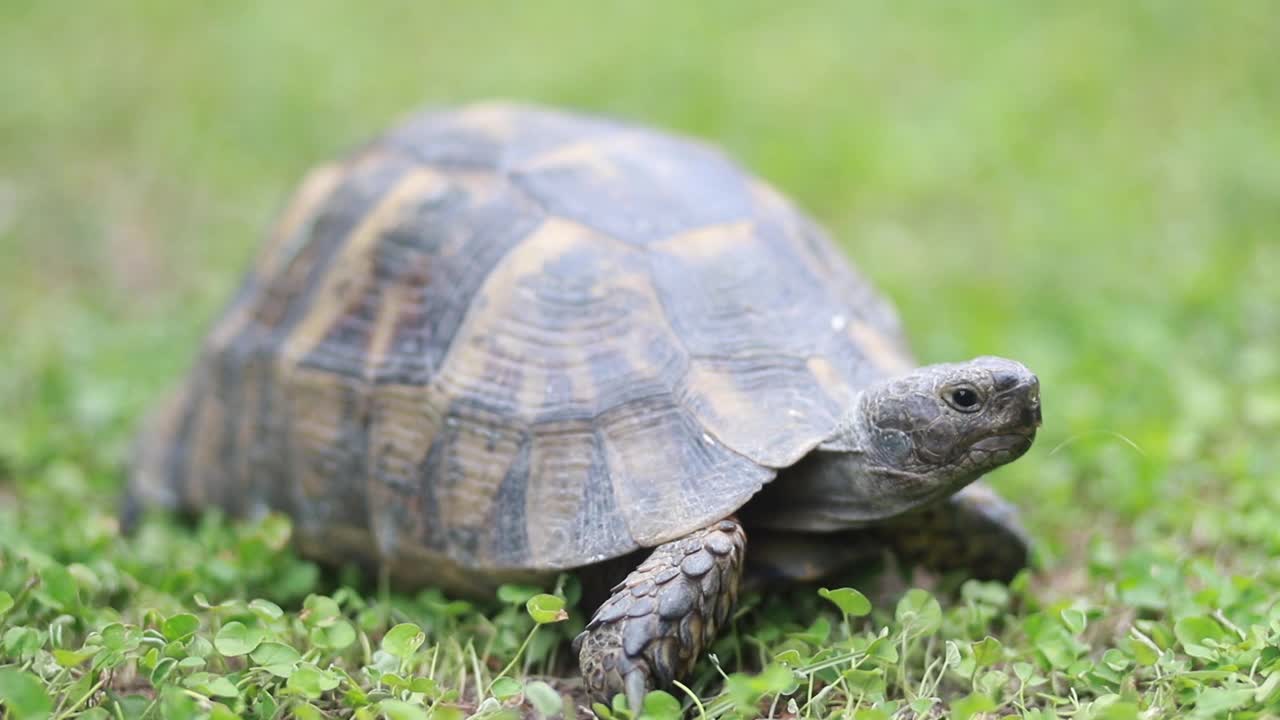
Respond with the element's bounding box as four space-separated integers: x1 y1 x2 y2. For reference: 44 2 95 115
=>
858 355 1042 479
577 356 1041 709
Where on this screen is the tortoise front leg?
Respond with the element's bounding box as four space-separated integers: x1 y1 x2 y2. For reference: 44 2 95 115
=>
575 517 747 710
870 480 1032 583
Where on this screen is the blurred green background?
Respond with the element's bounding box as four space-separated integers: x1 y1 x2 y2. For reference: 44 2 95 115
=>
2 1 1278 576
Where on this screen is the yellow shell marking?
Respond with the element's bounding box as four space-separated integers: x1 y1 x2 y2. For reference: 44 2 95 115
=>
276 168 449 369
846 319 913 376
256 163 346 280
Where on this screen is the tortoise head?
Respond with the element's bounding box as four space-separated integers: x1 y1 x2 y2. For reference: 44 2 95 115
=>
822 356 1041 519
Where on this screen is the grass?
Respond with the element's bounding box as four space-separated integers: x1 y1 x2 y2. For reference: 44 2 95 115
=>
2 1 1279 718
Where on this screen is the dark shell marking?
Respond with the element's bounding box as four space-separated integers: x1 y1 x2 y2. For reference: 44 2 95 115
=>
127 102 916 585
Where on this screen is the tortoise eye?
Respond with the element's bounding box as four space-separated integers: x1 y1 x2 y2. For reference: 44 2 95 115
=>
946 386 983 412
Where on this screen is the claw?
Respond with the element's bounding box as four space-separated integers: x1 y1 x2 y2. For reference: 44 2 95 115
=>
624 669 649 714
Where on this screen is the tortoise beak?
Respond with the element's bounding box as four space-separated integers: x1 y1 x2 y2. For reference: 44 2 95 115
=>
1006 373 1042 434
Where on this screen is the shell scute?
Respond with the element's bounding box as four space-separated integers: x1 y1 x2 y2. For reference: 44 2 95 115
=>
511 130 753 245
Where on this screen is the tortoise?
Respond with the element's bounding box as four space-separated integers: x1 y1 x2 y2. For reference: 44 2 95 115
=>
124 101 1042 708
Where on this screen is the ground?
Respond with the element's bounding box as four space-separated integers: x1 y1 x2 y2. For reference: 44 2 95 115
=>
2 2 1279 718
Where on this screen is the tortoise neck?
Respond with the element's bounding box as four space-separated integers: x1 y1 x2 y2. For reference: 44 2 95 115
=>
747 448 925 532
742 390 956 531
743 393 894 531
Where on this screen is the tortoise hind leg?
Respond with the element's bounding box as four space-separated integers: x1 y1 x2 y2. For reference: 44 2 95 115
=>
575 517 747 710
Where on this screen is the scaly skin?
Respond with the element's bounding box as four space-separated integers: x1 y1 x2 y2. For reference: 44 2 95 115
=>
575 518 747 709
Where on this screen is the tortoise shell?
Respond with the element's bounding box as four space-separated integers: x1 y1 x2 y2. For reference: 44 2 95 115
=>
129 102 917 585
